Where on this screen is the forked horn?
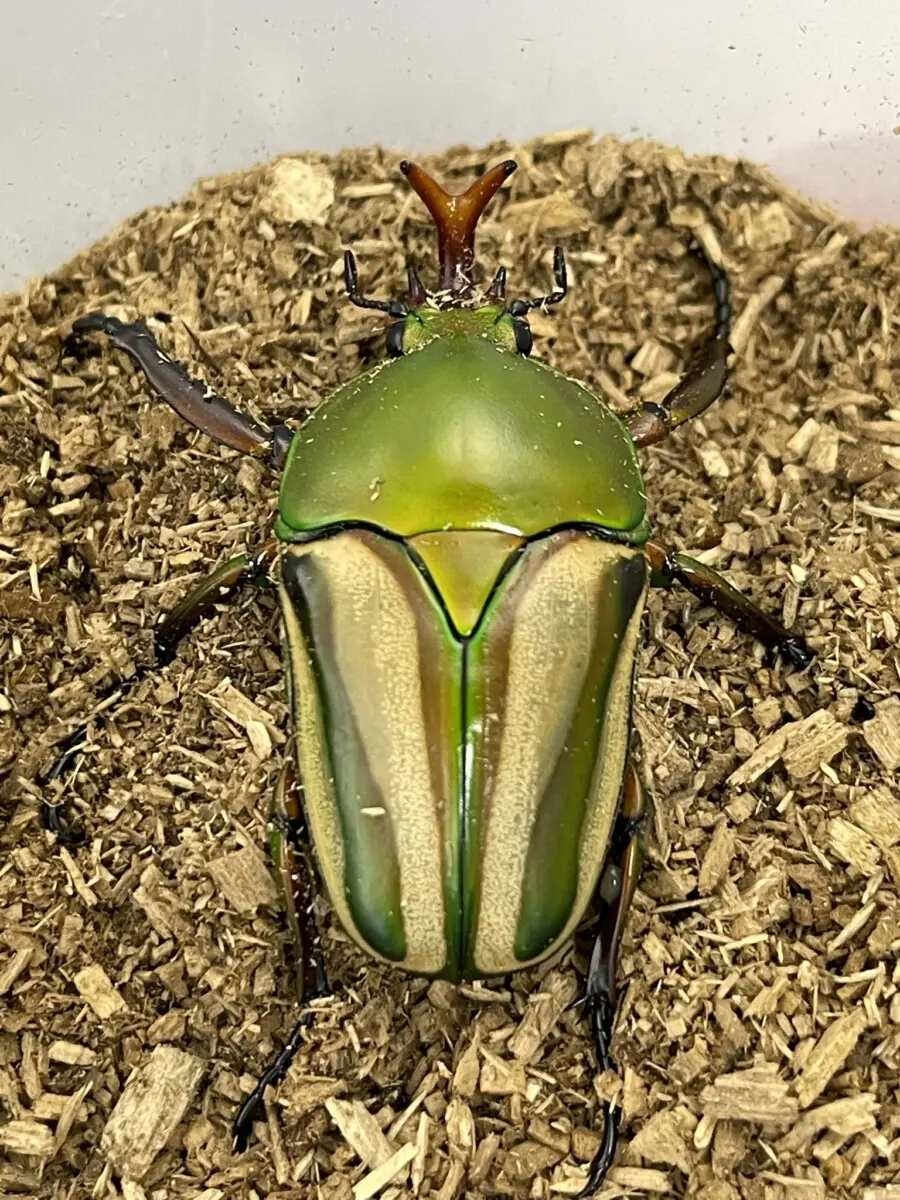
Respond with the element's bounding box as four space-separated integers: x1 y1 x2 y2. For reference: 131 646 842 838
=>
400 159 517 296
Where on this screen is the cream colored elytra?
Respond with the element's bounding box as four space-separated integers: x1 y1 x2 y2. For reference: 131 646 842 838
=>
277 527 647 981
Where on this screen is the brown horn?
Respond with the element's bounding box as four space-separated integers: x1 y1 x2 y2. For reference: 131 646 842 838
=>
400 159 517 296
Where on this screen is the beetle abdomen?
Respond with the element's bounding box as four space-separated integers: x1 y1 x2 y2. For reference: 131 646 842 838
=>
278 528 646 980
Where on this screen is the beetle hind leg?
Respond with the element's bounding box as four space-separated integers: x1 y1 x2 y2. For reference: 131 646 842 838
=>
578 759 646 1197
626 243 731 448
232 755 329 1152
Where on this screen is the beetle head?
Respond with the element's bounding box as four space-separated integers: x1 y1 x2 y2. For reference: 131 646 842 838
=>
344 159 567 358
395 159 534 355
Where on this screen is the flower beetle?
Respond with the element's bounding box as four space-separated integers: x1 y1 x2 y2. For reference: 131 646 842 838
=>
46 158 818 1193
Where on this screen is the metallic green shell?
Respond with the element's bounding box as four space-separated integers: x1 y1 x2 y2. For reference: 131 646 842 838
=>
278 527 647 981
277 333 648 541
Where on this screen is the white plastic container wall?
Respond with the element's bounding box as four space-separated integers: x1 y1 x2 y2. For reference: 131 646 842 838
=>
2 0 900 290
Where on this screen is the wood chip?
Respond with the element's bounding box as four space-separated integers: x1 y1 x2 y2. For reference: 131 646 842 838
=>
207 845 278 913
698 823 735 893
697 439 731 479
777 1093 878 1154
826 898 878 951
478 1051 528 1096
101 1046 205 1179
205 680 286 746
131 864 194 941
259 158 335 226
0 945 34 995
746 201 793 250
353 1142 417 1200
806 423 840 474
74 963 128 1019
341 182 397 200
48 1040 97 1066
502 1140 566 1181
793 230 850 277
795 1010 867 1107
862 697 900 771
606 1166 672 1193
631 337 676 377
508 971 577 1063
503 194 592 237
432 1157 466 1200
411 1112 430 1195
245 717 273 759
727 725 791 789
827 819 881 875
445 1096 475 1161
850 787 900 849
786 417 822 460
729 275 785 354
58 846 99 906
628 1109 692 1173
0 1119 56 1158
781 711 849 779
700 1065 798 1124
728 709 848 788
325 1098 395 1168
452 1036 480 1096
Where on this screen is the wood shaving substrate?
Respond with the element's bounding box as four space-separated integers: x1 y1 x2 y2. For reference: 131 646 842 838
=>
1 132 899 1200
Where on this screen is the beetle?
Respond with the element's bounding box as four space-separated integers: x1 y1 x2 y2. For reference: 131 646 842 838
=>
43 157 819 1194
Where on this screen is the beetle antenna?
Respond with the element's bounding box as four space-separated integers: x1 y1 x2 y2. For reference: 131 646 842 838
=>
343 250 408 317
508 246 568 316
400 159 517 298
485 265 507 303
407 263 427 308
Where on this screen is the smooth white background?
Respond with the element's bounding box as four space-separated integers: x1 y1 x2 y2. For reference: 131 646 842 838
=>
3 0 900 290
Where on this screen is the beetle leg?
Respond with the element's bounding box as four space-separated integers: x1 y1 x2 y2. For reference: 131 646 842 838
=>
508 245 568 314
578 759 646 1197
38 544 277 839
268 755 328 1004
67 314 293 468
626 246 731 448
645 542 813 669
233 756 328 1152
154 543 278 665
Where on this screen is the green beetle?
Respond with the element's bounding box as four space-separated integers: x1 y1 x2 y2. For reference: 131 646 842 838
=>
47 158 815 1193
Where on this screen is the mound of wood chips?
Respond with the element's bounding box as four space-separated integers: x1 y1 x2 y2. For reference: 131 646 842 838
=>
2 131 899 1200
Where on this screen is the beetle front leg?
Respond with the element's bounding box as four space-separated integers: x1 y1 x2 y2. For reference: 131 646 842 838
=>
626 247 731 448
232 756 329 1152
577 759 646 1197
38 544 277 839
645 541 813 669
68 314 293 468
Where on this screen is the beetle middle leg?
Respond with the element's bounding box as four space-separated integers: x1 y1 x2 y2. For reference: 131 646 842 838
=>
626 245 731 448
645 541 813 669
232 756 329 1152
38 544 277 840
578 758 646 1197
